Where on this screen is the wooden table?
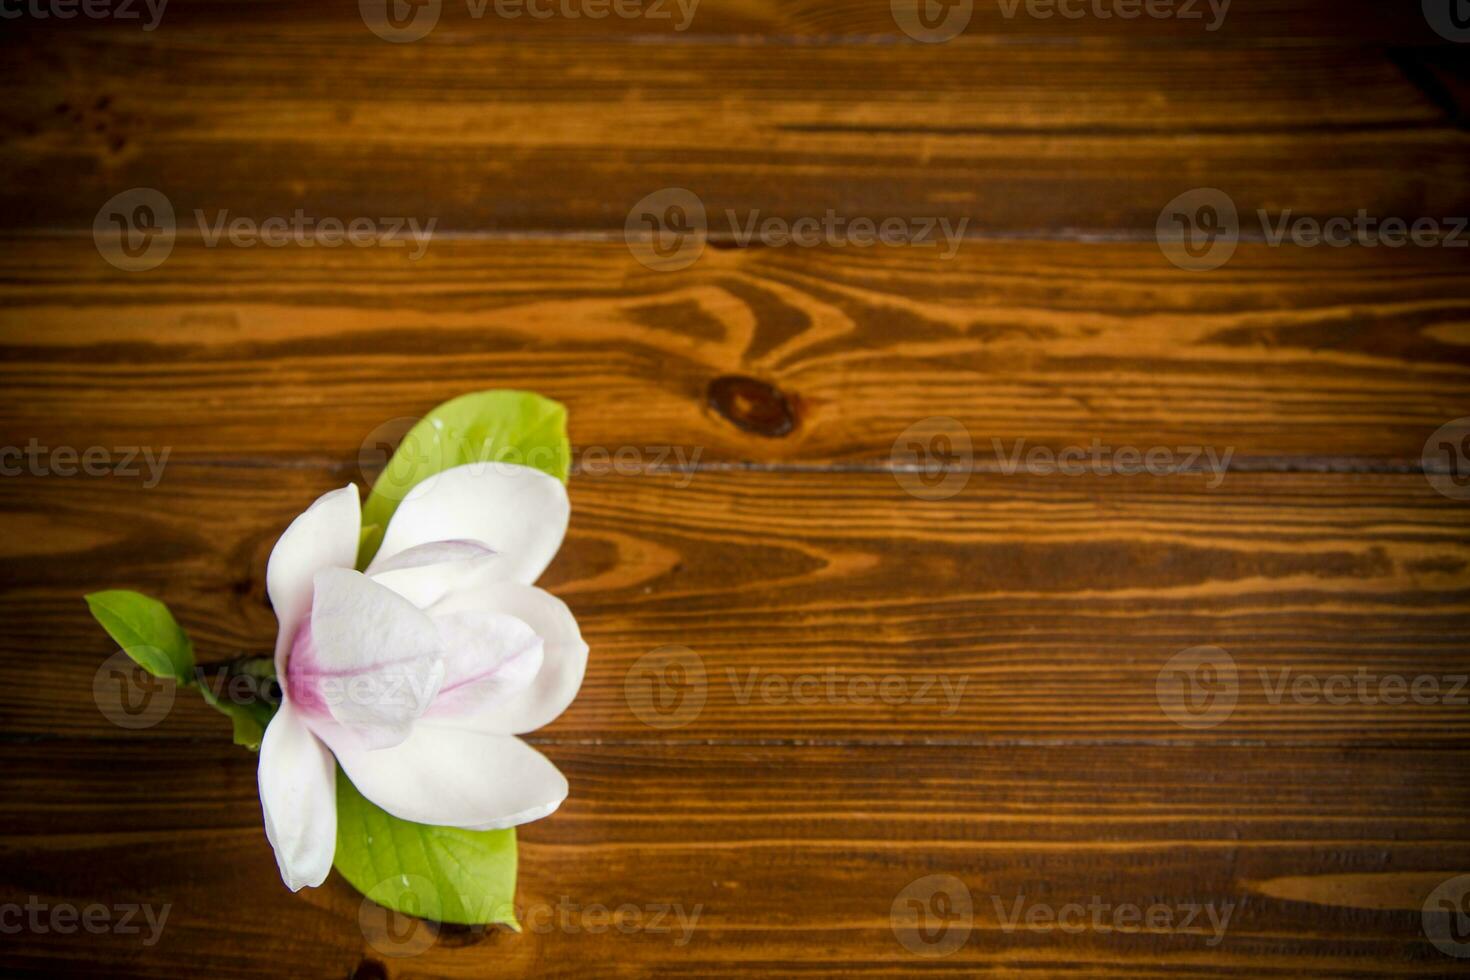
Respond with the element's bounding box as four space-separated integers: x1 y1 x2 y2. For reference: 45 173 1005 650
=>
3 2 1469 976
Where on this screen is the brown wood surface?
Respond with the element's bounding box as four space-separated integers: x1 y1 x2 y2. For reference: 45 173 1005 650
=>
4 464 1469 742
2 36 1468 235
2 741 1468 978
3 238 1468 464
2 5 1469 979
2 0 1464 43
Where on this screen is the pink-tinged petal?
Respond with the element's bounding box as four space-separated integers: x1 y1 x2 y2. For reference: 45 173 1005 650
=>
325 726 568 830
424 609 544 716
257 701 337 892
366 539 500 608
422 583 588 736
375 463 569 586
267 485 361 675
299 568 445 748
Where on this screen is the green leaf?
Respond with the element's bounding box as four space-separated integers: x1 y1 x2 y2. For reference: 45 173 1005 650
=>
197 658 278 751
357 523 380 568
358 390 569 567
334 770 520 927
84 590 195 684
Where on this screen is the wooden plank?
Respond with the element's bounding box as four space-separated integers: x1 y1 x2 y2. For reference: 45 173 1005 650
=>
4 466 1467 742
1 0 1456 44
2 39 1466 235
1 740 1466 977
2 238 1468 464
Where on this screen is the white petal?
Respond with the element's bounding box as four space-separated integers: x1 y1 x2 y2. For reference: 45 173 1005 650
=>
267 485 361 674
426 609 544 716
257 701 337 892
422 582 588 735
325 726 568 830
366 539 500 608
375 463 569 586
305 568 445 748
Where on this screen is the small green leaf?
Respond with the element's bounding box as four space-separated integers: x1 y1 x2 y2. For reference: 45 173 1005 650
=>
84 590 195 684
358 390 569 567
197 658 278 751
334 770 519 927
197 684 270 750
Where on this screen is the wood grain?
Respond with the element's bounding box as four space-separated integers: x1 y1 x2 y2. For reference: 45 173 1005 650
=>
4 465 1467 742
1 740 1466 978
1 0 1458 43
2 7 1468 977
2 237 1467 465
1 39 1466 235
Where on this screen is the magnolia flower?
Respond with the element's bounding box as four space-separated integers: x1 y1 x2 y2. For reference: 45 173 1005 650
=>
257 463 587 891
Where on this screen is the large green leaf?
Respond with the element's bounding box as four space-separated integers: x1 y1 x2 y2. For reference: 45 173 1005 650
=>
334 770 520 928
358 390 569 567
84 590 195 683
